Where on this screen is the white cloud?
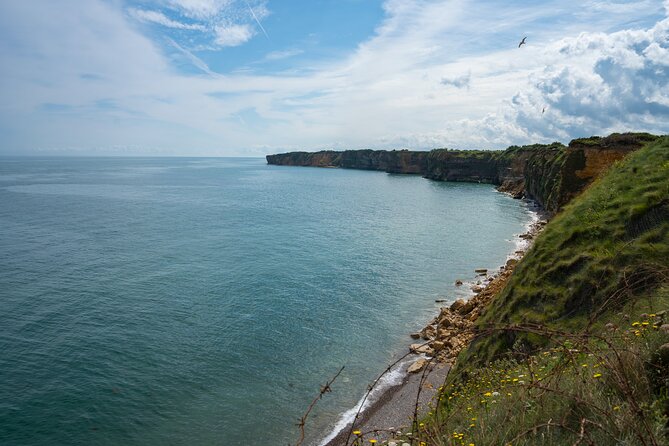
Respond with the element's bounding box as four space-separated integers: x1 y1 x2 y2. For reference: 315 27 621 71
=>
0 0 667 155
440 72 471 88
462 14 669 147
265 49 303 60
214 23 254 47
129 8 206 30
167 0 232 19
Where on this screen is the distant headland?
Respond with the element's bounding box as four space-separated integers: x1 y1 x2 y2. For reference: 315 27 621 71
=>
267 132 659 214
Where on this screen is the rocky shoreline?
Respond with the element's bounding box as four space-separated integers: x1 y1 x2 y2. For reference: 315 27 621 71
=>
405 215 547 372
323 210 547 446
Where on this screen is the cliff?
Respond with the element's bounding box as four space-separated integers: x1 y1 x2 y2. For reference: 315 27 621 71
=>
266 132 659 213
369 136 669 446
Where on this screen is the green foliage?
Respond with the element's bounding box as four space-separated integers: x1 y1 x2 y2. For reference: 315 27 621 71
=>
419 318 669 446
410 136 669 445
467 136 669 363
570 133 660 149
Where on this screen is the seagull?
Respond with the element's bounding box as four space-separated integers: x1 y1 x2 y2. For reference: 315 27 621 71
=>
518 36 527 48
542 106 546 115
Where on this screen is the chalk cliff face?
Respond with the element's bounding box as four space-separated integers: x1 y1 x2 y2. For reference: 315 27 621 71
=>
266 133 659 213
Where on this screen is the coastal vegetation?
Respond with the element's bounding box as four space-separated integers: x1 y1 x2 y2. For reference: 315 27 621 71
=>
415 136 669 445
283 135 669 445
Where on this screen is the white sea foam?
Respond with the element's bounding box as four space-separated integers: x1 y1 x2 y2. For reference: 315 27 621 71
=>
510 200 542 257
317 358 412 446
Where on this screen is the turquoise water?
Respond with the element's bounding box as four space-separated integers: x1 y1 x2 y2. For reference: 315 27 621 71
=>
0 157 533 445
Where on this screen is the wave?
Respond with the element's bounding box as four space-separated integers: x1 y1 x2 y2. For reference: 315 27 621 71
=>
317 357 415 446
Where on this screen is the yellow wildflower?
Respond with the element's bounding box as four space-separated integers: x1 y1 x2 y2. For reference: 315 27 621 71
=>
353 430 361 436
593 373 602 378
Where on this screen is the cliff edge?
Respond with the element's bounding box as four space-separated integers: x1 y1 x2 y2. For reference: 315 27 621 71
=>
267 132 659 214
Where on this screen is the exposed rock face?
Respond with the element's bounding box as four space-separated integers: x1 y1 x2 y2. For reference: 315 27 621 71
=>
423 151 501 183
523 133 658 211
266 133 659 214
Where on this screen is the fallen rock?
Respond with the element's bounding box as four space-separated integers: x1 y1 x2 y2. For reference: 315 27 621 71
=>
455 279 463 286
660 324 669 335
410 343 434 355
407 358 428 373
505 258 518 268
431 340 445 351
450 299 466 312
435 299 446 303
471 285 484 293
409 332 421 339
438 316 453 328
421 325 436 340
458 300 475 315
475 268 487 275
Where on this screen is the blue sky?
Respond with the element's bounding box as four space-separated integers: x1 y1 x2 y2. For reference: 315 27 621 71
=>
0 0 668 156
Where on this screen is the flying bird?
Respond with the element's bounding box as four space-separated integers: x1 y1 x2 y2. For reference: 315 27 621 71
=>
518 36 527 48
542 106 546 115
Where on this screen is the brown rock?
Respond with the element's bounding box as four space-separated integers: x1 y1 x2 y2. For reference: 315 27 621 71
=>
450 299 466 312
407 358 428 373
431 341 445 351
421 325 436 340
505 258 518 268
410 332 421 339
455 280 463 286
471 285 484 293
439 314 456 328
410 344 434 355
660 324 669 335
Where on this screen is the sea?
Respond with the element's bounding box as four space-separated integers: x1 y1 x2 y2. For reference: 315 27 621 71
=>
0 157 534 445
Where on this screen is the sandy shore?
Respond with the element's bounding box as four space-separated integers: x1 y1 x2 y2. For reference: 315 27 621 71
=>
322 361 450 446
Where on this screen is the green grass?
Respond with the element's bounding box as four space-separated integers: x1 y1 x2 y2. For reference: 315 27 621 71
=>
466 136 669 363
404 137 669 446
416 315 669 446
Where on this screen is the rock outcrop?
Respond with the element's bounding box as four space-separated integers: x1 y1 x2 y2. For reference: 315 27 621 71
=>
266 133 659 214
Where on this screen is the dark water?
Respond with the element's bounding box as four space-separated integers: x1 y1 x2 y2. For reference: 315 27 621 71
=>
0 157 533 445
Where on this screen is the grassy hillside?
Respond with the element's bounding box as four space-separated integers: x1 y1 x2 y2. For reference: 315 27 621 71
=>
407 136 669 446
470 136 669 362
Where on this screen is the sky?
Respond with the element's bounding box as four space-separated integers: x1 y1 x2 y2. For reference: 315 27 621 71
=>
0 0 668 156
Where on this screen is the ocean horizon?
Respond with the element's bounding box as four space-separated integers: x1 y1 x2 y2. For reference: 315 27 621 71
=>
0 156 534 445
